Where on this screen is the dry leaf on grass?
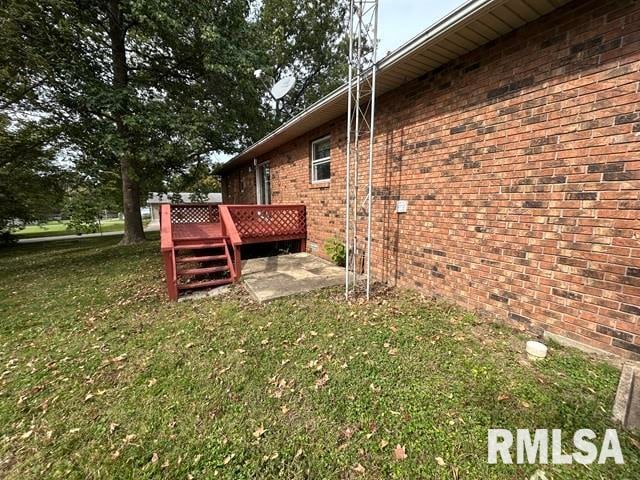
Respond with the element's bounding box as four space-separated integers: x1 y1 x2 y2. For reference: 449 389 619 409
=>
379 439 389 449
352 463 366 474
253 425 266 438
393 444 407 461
435 456 446 466
315 373 329 390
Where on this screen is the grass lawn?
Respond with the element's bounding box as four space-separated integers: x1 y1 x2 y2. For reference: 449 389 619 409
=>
0 236 638 479
14 220 138 239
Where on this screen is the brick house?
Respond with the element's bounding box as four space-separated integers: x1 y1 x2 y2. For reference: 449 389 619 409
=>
217 0 640 360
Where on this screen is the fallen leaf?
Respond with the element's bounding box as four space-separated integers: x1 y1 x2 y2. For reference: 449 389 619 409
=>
393 444 407 461
379 439 389 449
435 456 446 466
223 453 235 465
253 425 266 438
151 452 159 464
315 373 329 390
148 378 157 387
352 463 366 474
109 422 119 434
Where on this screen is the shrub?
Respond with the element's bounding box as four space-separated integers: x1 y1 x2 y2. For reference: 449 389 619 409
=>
0 230 18 247
324 237 346 266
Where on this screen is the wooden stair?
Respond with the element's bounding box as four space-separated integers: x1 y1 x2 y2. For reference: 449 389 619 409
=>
172 238 235 297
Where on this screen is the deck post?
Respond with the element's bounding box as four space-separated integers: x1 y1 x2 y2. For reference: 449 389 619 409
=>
160 204 178 301
233 245 242 281
163 250 178 300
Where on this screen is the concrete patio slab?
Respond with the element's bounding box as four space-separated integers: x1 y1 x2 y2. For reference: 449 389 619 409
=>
242 252 344 302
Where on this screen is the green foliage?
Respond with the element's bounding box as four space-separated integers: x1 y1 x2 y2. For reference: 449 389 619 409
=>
254 0 351 126
0 231 18 247
0 0 263 241
62 190 101 234
0 116 66 231
324 237 346 266
0 0 356 241
165 162 222 200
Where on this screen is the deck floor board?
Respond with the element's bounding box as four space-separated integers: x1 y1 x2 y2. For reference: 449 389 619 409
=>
172 223 223 241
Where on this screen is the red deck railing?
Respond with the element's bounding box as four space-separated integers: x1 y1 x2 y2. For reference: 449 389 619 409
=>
225 204 307 244
169 203 220 224
160 203 306 300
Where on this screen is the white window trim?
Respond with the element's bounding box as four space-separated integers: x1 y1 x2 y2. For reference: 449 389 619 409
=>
311 136 331 183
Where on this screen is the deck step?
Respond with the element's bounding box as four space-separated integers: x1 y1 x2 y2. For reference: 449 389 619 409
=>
174 242 225 250
178 278 233 290
177 265 230 276
176 255 228 263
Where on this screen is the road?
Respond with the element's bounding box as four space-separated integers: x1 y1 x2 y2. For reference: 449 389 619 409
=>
18 224 160 244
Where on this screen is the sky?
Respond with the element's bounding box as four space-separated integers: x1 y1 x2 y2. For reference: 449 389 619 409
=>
377 0 468 55
214 0 469 163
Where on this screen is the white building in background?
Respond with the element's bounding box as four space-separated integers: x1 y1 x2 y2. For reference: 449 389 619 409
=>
146 192 222 227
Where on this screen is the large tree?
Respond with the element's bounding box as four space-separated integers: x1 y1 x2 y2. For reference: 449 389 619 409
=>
1 0 263 243
0 0 354 243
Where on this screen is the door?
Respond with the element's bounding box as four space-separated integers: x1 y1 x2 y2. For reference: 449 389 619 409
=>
256 162 271 205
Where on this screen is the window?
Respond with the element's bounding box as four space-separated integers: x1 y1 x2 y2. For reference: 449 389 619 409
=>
311 136 331 182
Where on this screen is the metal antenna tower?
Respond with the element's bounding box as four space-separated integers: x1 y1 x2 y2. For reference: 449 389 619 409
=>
345 0 379 300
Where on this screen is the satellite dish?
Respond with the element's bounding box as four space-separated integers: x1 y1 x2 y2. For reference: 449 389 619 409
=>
270 75 296 100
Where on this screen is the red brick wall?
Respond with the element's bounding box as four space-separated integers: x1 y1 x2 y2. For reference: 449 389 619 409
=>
221 165 257 204
222 0 640 360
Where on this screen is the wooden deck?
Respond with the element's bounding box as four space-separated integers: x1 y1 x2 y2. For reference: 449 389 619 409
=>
172 223 223 242
160 203 307 300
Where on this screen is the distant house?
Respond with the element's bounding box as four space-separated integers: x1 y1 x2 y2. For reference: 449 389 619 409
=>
147 192 222 227
217 0 640 360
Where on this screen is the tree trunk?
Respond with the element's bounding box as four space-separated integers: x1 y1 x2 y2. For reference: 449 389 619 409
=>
108 0 145 244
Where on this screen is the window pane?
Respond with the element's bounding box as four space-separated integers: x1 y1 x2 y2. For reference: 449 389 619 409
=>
313 138 330 160
314 161 330 181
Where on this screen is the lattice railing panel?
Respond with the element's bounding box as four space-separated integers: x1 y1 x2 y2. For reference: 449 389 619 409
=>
170 204 220 224
228 206 306 240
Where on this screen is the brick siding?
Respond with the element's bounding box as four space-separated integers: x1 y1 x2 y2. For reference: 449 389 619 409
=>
222 0 640 360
